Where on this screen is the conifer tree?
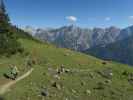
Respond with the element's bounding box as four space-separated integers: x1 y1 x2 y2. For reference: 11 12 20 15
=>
0 0 21 56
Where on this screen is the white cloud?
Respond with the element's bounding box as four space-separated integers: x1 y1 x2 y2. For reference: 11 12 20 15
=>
66 16 77 22
105 17 111 21
129 16 133 20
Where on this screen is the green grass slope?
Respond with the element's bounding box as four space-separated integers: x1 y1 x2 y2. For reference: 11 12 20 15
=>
0 38 133 100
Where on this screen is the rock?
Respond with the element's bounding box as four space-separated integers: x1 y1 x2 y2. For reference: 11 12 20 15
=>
98 68 113 79
53 74 60 80
55 68 59 73
57 65 65 74
60 64 65 73
64 53 70 56
65 98 69 100
52 82 61 90
72 89 77 93
48 68 53 71
86 89 91 95
105 80 111 84
65 69 71 73
41 88 49 97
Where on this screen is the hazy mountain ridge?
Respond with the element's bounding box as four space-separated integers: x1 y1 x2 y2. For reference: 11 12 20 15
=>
84 25 133 65
30 25 121 51
117 25 133 40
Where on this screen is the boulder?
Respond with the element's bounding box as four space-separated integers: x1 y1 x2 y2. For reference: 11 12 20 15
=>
65 69 71 73
41 88 49 97
53 74 60 80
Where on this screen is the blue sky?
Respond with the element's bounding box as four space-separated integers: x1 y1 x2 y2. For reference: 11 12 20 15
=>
5 0 133 28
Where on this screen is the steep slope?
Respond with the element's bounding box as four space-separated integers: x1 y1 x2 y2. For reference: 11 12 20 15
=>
0 38 133 100
84 35 133 65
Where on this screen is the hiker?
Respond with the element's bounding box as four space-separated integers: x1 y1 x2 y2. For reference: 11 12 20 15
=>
10 65 19 79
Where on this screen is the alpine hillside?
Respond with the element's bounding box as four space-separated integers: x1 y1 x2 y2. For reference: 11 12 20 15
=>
0 1 133 100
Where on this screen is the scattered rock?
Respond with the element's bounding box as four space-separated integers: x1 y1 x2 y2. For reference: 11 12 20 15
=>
41 88 49 97
65 69 71 73
48 68 53 71
57 65 71 75
57 64 65 74
72 89 77 93
85 89 91 95
53 74 60 80
64 53 70 56
105 80 111 84
65 98 69 100
98 68 113 79
52 82 61 90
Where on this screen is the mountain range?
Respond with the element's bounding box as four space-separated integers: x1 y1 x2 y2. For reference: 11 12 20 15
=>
84 27 133 65
24 25 133 65
25 25 121 51
84 25 133 65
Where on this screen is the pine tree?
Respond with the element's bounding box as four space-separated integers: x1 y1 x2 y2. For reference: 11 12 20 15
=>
0 0 22 56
